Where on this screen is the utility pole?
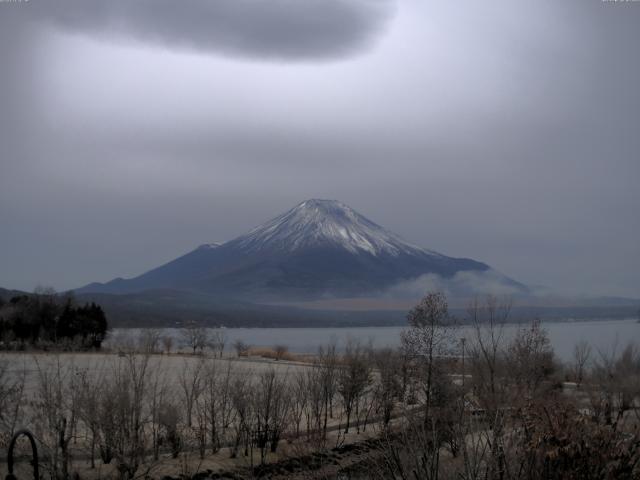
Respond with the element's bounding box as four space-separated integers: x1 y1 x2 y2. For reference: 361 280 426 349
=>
460 337 466 388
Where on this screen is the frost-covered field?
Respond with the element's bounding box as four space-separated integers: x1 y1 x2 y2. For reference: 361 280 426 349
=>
0 349 374 480
0 352 311 394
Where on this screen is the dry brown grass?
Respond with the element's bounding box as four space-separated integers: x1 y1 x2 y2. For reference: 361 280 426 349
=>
248 346 299 362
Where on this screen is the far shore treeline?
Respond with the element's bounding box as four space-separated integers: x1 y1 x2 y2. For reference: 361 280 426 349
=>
0 288 108 350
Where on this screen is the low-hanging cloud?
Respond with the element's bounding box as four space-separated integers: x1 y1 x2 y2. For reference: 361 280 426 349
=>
385 270 526 300
23 0 395 60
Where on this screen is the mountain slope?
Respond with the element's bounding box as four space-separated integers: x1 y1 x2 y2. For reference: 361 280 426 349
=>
77 199 523 300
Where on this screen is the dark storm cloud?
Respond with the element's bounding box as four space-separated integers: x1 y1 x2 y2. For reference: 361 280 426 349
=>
24 0 394 60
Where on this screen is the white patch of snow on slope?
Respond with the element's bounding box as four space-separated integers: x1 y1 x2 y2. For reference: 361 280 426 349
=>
230 199 443 257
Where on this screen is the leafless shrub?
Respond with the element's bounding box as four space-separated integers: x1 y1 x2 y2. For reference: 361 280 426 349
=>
138 328 162 354
105 329 137 353
273 344 288 361
229 373 252 458
77 362 106 468
178 357 204 428
589 342 640 428
506 319 555 398
289 370 309 439
32 356 81 480
180 321 209 354
209 328 227 358
372 348 402 428
337 339 372 434
249 346 297 361
161 335 174 354
233 340 250 357
98 353 152 479
305 361 325 444
147 357 170 461
315 341 339 444
158 401 181 458
572 339 591 387
0 357 26 447
465 295 513 479
252 368 291 463
202 359 235 453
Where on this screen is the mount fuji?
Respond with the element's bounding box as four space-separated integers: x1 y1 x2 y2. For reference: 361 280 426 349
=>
77 199 526 301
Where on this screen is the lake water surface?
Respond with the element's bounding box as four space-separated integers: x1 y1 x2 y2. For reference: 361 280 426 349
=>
114 319 640 362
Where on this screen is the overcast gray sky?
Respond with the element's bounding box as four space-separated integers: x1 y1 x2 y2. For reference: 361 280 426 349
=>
1 0 638 298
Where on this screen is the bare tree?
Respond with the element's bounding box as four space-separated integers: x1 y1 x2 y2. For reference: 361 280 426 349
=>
466 295 512 480
147 357 170 461
290 370 309 439
209 328 227 358
612 343 640 426
572 339 591 387
162 334 174 354
33 356 81 480
337 340 372 433
305 364 325 443
202 359 234 453
373 348 402 427
181 321 209 354
193 385 208 459
233 340 250 357
179 357 205 427
229 374 252 458
77 362 107 468
401 291 455 425
99 353 152 480
317 342 339 441
158 401 182 458
138 328 162 354
590 342 640 429
506 319 555 398
252 368 291 463
0 357 26 443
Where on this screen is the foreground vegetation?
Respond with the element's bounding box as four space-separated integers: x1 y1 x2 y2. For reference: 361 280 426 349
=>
0 293 638 480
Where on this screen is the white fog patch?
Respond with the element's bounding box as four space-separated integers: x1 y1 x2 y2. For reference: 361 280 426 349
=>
385 270 524 299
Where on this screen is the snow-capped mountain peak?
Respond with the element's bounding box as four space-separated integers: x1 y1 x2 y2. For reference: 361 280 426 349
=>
229 199 439 257
77 198 517 300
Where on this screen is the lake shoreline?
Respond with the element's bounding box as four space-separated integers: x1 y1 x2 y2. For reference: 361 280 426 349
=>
105 319 640 362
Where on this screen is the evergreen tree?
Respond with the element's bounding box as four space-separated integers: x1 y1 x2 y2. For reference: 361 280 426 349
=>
0 293 109 349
